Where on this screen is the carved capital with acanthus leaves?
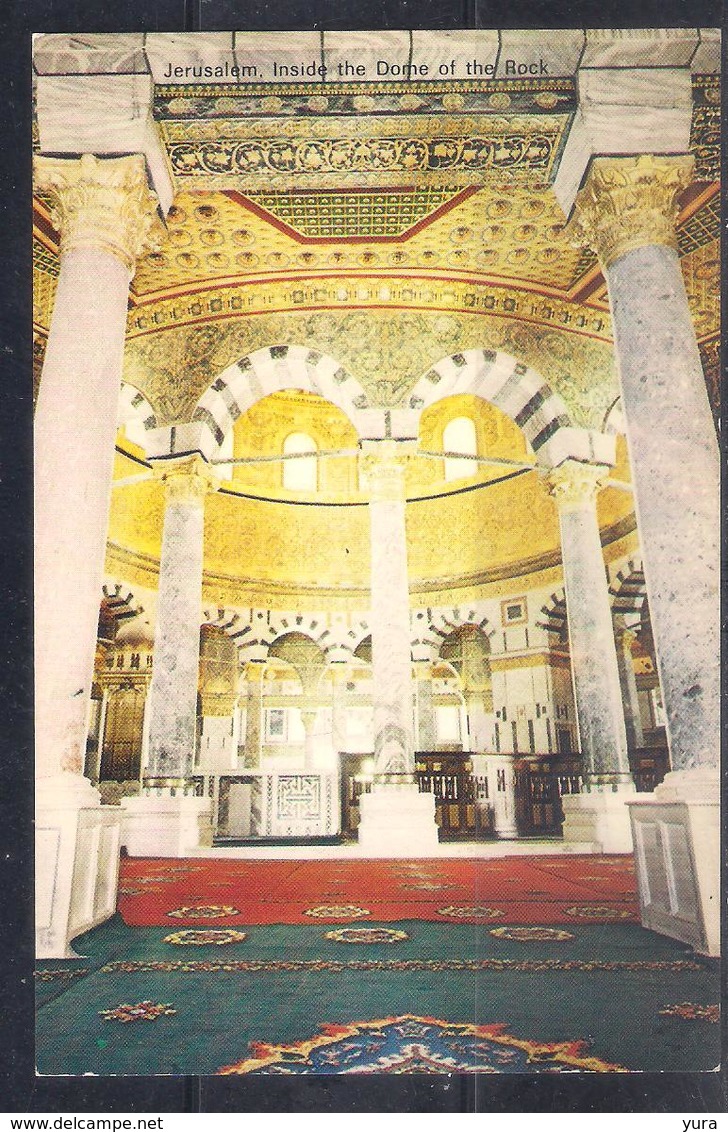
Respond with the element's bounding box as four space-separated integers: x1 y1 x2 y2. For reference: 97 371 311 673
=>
153 454 221 507
34 153 164 274
566 154 694 269
544 459 609 511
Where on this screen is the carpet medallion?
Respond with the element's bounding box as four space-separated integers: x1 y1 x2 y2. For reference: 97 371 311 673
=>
489 927 574 942
163 929 248 946
99 1001 176 1023
323 928 409 944
217 1015 627 1074
659 1003 720 1023
166 905 239 919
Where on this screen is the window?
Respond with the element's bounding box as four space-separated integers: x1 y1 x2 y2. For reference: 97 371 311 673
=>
282 432 317 491
266 708 286 741
443 417 477 482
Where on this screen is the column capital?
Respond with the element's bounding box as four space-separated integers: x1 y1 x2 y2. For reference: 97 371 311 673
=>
360 439 416 501
34 153 164 274
566 154 694 269
153 455 221 506
544 459 609 510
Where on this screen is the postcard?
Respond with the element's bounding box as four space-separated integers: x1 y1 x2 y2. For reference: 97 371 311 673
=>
32 28 720 1079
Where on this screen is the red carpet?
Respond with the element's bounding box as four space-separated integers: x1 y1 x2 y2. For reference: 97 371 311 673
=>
118 855 639 926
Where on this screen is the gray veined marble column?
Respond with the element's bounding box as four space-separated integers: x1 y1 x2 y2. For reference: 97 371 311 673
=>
569 155 719 775
614 621 644 750
146 456 219 783
546 461 630 781
415 667 437 752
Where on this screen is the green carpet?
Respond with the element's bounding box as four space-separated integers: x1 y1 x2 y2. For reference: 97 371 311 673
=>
35 916 720 1075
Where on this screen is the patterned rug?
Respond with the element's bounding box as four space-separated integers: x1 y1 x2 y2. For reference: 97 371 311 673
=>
117 855 639 926
217 1014 627 1074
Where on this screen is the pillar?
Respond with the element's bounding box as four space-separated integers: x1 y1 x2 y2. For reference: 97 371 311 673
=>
330 663 349 755
34 154 161 957
545 460 633 852
34 154 160 786
300 709 317 770
199 693 237 773
486 754 519 838
614 621 645 750
568 155 719 950
243 664 264 768
122 456 219 856
356 441 438 854
568 156 719 778
415 666 437 751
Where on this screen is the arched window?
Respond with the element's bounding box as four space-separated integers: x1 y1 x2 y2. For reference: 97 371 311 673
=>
282 432 317 491
443 416 477 482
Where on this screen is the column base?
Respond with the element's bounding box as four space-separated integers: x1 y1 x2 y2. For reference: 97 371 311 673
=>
36 773 122 959
627 767 719 957
357 785 440 856
121 793 213 857
561 784 635 853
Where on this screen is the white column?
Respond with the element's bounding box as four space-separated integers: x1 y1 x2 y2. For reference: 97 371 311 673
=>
244 665 264 768
614 622 645 750
145 457 218 783
546 461 630 780
300 710 317 770
357 441 438 854
415 667 437 751
364 442 416 781
569 154 720 949
34 154 161 957
34 154 160 785
486 754 519 838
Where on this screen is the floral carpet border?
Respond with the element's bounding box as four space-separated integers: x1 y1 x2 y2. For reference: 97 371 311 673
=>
99 957 704 974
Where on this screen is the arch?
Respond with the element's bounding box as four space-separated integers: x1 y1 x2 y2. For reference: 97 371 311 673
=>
417 606 496 654
609 557 647 617
117 382 157 447
408 348 573 465
537 588 568 644
192 345 370 447
261 612 353 662
100 582 145 630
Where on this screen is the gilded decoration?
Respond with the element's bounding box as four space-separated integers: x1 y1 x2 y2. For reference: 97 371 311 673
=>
690 74 720 182
567 155 695 270
544 459 609 510
122 308 619 430
33 154 164 274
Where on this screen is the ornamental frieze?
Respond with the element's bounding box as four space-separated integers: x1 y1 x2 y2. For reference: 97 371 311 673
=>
166 131 562 188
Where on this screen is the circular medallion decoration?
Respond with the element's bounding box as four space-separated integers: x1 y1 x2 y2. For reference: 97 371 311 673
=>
166 905 239 920
324 927 408 945
163 929 248 946
303 905 371 919
436 906 505 920
563 905 632 921
489 927 575 942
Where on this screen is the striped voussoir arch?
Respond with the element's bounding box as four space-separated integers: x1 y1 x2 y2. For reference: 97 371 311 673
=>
408 349 571 458
417 606 497 653
118 383 157 430
537 589 568 636
609 557 647 616
192 345 369 446
259 613 354 661
101 582 145 623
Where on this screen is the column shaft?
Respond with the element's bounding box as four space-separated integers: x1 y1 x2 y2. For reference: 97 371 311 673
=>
608 247 719 769
34 154 160 780
366 447 415 779
615 627 645 750
548 463 630 779
146 462 212 780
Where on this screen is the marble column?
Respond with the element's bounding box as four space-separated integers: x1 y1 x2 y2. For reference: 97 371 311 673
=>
362 442 416 782
568 156 719 776
34 154 161 957
330 664 349 755
145 457 219 784
415 667 437 751
546 461 630 781
34 154 161 785
199 693 236 772
357 441 438 853
244 665 264 768
568 155 720 949
614 621 645 750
